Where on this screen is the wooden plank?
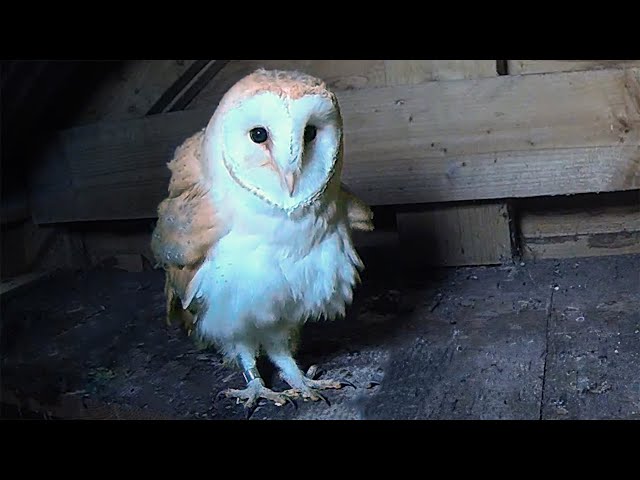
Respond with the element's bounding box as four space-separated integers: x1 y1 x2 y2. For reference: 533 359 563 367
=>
385 60 497 84
384 60 510 267
30 109 211 223
1 223 28 278
165 60 229 112
146 60 212 114
343 146 639 206
29 68 640 223
520 202 640 260
0 270 57 301
82 230 155 268
365 263 550 419
340 67 640 159
397 203 513 266
508 60 640 75
1 192 29 225
190 60 498 110
72 60 198 125
542 255 640 419
339 67 639 205
188 60 387 109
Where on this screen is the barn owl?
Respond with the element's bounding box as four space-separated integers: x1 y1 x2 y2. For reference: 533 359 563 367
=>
151 69 374 413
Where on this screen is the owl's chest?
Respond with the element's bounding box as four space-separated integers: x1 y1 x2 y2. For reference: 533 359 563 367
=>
198 209 360 332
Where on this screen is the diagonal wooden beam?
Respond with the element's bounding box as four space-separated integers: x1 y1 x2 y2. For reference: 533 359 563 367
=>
146 60 211 115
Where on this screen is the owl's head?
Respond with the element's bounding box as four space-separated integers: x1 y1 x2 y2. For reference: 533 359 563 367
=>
204 69 343 212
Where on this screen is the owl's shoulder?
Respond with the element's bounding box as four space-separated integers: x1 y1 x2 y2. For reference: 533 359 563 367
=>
151 130 230 315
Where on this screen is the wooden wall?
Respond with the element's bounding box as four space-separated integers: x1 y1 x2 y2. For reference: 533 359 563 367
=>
17 60 640 274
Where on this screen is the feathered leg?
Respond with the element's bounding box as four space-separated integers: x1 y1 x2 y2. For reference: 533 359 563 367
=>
217 342 293 415
264 327 354 405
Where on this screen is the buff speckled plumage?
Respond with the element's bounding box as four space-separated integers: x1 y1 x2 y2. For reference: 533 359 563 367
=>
151 68 373 412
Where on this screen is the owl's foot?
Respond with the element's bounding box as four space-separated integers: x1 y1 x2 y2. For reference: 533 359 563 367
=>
282 365 355 406
217 378 295 414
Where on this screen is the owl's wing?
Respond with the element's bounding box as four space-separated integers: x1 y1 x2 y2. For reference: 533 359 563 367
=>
340 182 374 232
151 130 228 328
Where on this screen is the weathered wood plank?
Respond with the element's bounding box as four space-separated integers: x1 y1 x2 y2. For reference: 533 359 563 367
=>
508 60 640 75
146 60 213 114
342 146 639 205
0 270 57 300
29 68 640 223
384 60 509 267
21 221 87 272
340 68 639 159
364 264 551 419
190 60 498 110
81 230 155 268
520 202 640 260
189 60 387 110
164 60 229 112
72 60 199 125
397 203 513 266
1 223 28 278
385 60 497 83
340 67 639 204
542 254 640 419
30 109 211 223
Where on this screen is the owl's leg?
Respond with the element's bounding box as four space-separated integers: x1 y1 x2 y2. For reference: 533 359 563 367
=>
264 330 355 405
217 342 293 414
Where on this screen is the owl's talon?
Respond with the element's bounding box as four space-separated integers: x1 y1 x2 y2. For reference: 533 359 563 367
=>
216 379 292 413
306 365 321 379
315 391 331 406
245 405 258 419
303 366 354 389
340 380 356 389
284 396 298 410
215 390 228 402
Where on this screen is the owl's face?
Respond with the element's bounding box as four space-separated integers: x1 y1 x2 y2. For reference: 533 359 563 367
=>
213 73 342 212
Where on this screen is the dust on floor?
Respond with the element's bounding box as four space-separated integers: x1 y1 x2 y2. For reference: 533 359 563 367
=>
2 251 639 420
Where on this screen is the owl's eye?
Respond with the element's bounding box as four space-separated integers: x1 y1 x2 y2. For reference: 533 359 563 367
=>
249 127 268 144
304 125 317 143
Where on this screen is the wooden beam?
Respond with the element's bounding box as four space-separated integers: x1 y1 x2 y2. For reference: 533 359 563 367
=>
166 60 229 112
520 202 640 260
189 60 499 110
508 60 640 76
339 67 639 159
146 60 212 115
384 60 498 83
397 203 513 266
188 60 387 110
343 145 639 205
71 60 199 125
29 68 640 223
340 67 639 204
0 270 57 301
384 61 512 267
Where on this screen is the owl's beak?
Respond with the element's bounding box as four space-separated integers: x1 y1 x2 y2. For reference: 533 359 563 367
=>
283 171 297 197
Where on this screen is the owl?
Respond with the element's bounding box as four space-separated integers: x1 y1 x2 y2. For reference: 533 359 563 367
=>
151 68 374 413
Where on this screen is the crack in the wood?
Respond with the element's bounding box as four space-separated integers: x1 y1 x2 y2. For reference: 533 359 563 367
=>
538 286 555 420
623 70 640 119
496 60 509 76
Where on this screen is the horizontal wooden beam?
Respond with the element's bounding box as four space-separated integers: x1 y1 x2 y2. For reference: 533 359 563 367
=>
520 202 640 260
0 270 57 301
30 68 640 223
507 60 640 75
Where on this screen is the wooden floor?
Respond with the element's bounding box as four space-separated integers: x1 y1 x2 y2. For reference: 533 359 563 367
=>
1 251 639 420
